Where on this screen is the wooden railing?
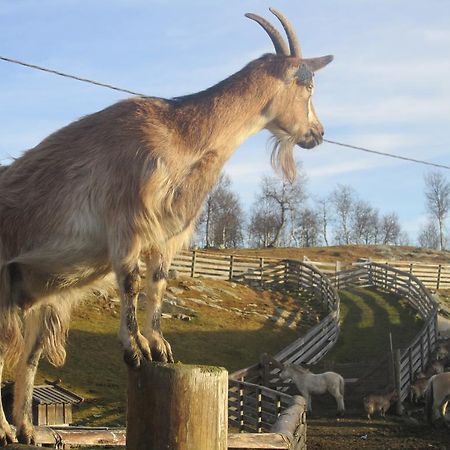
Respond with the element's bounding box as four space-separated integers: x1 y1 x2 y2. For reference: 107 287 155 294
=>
174 252 439 411
171 251 339 448
304 256 450 291
331 262 439 404
228 383 306 450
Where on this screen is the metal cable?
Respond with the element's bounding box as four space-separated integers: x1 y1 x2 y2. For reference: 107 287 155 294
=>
324 139 450 171
0 55 146 97
1 54 449 170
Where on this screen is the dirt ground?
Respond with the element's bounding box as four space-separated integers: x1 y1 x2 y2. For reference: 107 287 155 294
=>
307 414 449 450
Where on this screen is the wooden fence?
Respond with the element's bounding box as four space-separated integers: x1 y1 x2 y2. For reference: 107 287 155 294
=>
330 262 439 405
170 251 340 447
303 256 450 291
228 380 306 449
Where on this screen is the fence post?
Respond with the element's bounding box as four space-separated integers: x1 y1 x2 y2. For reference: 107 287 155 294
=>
260 257 264 287
335 261 341 289
394 349 403 415
229 254 234 280
127 363 228 450
190 250 197 278
437 264 441 290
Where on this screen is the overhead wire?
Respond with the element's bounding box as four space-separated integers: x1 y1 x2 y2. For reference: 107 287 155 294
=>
1 54 449 171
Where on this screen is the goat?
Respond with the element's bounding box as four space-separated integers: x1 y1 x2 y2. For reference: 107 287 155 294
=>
363 389 398 420
410 376 430 404
425 372 450 425
280 364 345 415
0 8 333 445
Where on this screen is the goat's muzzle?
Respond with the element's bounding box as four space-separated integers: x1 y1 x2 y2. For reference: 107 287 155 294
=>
297 128 323 149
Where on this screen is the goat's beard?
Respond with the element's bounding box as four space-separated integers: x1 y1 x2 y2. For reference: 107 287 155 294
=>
269 132 297 183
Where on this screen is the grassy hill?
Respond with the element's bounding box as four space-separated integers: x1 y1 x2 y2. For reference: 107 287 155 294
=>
2 245 444 427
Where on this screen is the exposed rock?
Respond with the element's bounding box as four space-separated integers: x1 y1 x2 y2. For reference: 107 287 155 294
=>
168 269 178 280
162 299 197 317
167 286 185 296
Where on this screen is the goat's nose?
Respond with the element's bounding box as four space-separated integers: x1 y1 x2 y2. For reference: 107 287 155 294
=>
321 130 324 137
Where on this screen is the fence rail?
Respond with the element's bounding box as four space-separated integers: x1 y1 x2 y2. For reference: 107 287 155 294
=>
170 251 339 449
331 262 439 404
173 252 439 411
303 256 450 291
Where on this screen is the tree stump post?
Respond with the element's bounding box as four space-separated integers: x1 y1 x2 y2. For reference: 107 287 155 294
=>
127 363 228 450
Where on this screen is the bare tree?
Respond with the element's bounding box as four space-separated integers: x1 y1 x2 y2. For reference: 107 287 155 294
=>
424 171 450 250
418 221 440 249
197 174 244 248
351 200 379 244
380 212 401 245
331 184 355 245
295 207 320 247
257 169 307 247
248 199 280 247
316 196 331 246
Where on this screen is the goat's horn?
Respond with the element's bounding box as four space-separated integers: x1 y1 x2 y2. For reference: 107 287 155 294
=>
245 13 289 56
269 8 302 58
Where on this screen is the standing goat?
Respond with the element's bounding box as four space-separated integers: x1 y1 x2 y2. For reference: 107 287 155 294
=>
363 389 398 420
280 364 345 415
0 8 332 445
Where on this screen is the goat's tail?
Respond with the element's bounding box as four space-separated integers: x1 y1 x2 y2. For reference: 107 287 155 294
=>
0 263 24 367
425 376 434 424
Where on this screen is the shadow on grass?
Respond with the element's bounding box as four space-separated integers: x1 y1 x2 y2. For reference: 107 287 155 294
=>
323 287 423 366
34 320 297 426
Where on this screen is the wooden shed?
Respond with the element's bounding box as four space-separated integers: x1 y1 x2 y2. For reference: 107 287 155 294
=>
2 382 83 426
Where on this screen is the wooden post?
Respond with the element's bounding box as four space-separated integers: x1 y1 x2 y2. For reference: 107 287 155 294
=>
127 363 228 450
394 349 403 415
259 257 264 287
437 264 441 290
190 250 197 277
335 261 341 289
229 255 234 280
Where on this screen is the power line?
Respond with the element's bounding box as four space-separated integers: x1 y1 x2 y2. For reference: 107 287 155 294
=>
1 54 449 171
323 139 450 171
0 56 146 97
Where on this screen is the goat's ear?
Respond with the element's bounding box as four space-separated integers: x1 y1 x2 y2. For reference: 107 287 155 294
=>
303 55 334 72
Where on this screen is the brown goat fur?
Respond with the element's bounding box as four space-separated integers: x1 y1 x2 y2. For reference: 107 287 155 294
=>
0 9 332 445
363 389 398 420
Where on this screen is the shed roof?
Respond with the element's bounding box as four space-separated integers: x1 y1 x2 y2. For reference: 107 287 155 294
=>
2 382 83 405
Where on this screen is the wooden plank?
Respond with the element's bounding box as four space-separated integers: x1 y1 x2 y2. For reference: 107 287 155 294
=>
34 426 127 446
228 432 290 449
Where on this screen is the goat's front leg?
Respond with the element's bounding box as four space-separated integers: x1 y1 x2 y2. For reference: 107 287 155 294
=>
117 265 152 369
143 254 174 363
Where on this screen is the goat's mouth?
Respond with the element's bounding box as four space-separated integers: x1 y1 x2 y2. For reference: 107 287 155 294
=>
297 130 323 149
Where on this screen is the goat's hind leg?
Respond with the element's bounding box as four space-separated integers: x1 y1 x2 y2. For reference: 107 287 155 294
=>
13 307 44 445
0 354 14 446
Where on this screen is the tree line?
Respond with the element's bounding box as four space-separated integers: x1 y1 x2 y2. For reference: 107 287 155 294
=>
195 168 450 250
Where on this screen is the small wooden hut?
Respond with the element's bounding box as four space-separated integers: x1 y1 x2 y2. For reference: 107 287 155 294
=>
2 381 83 426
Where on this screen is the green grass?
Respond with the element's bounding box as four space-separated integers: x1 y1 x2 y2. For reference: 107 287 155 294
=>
322 287 423 365
3 284 425 428
24 292 299 426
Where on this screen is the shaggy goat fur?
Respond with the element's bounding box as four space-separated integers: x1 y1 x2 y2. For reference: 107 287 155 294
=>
0 9 332 445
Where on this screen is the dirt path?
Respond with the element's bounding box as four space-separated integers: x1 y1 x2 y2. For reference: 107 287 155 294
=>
307 414 449 450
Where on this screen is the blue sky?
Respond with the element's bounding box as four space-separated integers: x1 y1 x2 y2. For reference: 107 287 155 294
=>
1 0 450 241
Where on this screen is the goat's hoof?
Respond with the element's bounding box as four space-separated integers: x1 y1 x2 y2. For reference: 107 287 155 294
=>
150 334 174 363
0 422 14 446
135 333 152 361
124 349 142 369
16 425 36 445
